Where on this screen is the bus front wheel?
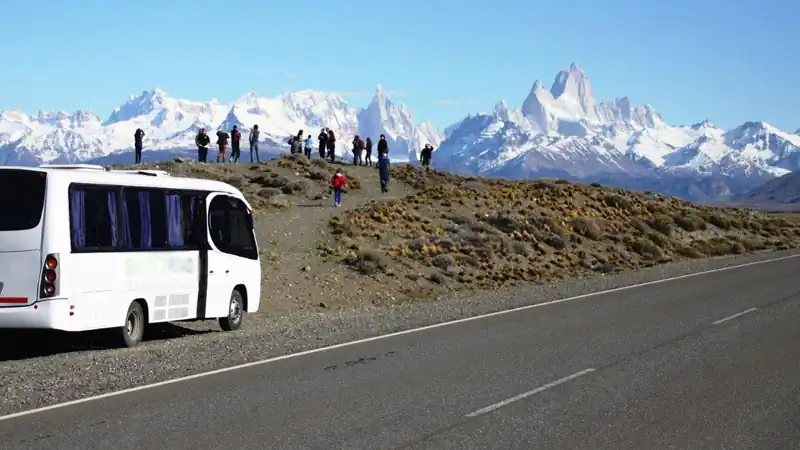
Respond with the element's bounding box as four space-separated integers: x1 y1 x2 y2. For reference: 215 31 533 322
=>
219 290 244 332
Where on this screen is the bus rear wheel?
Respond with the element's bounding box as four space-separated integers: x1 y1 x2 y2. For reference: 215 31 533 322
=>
219 290 244 331
119 301 146 348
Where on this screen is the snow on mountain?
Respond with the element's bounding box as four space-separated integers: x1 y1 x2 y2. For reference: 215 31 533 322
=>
218 90 359 149
357 85 442 163
436 63 800 201
103 88 230 151
0 86 441 165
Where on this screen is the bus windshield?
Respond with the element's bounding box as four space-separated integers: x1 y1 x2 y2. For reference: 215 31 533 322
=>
0 170 47 231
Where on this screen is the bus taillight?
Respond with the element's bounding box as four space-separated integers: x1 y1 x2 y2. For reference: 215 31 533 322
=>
40 253 60 299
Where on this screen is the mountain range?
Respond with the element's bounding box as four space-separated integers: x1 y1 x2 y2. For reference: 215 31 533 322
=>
435 64 800 201
0 85 443 166
1 63 798 202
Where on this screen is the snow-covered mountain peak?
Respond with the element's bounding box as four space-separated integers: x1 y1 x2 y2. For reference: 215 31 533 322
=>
549 62 595 115
356 86 443 161
724 121 800 148
235 91 261 103
691 119 716 130
434 62 800 199
280 90 349 113
494 101 509 119
31 110 101 129
105 88 172 125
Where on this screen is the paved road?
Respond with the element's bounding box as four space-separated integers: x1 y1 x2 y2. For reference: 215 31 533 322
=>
3 255 800 449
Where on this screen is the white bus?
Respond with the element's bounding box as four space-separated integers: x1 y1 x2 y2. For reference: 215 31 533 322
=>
0 164 261 347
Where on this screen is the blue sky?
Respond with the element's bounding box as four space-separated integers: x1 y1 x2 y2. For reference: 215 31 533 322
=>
1 0 797 131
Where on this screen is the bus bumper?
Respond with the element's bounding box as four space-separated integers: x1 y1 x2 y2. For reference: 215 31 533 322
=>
0 298 76 330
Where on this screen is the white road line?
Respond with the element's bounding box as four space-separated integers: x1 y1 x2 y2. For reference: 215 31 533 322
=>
0 253 797 422
466 368 596 418
712 307 759 325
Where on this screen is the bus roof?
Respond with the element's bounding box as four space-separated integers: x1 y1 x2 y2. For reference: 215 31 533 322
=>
0 165 247 203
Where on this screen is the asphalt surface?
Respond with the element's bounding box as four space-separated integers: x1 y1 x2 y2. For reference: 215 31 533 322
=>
3 255 800 450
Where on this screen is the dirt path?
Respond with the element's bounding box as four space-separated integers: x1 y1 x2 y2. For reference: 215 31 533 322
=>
252 160 416 313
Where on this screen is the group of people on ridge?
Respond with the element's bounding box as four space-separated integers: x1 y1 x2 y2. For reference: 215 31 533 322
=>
193 125 262 164
132 125 433 207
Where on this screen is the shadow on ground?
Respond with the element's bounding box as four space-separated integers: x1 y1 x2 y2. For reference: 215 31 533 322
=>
0 322 218 362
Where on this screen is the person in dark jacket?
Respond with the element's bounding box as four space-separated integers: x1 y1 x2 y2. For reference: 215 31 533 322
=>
134 128 145 164
365 137 374 166
326 128 336 162
378 155 391 194
420 143 434 170
289 136 301 154
195 128 211 163
249 124 260 163
318 129 328 158
352 135 363 166
377 134 389 159
216 130 229 163
230 125 242 163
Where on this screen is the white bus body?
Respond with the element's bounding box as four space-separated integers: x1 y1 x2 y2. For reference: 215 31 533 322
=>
0 165 261 347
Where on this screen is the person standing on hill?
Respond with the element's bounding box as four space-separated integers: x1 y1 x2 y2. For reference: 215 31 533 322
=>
420 143 434 170
195 128 211 163
352 135 362 166
327 128 337 162
330 169 347 207
318 129 328 158
304 134 313 158
230 125 242 163
365 137 374 166
289 136 300 154
378 155 391 194
134 128 145 164
249 124 260 163
377 134 389 159
216 130 229 163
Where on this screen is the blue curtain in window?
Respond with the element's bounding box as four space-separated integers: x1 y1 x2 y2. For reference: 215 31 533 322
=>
107 191 118 247
138 191 152 249
166 194 184 247
69 190 86 248
120 194 132 249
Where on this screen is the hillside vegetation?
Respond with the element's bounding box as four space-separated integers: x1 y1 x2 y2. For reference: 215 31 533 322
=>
322 166 800 299
124 156 800 307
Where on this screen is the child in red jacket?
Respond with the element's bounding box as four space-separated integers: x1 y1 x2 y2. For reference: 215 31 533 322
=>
331 170 347 207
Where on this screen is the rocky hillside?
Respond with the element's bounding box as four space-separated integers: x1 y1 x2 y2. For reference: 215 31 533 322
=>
128 156 800 309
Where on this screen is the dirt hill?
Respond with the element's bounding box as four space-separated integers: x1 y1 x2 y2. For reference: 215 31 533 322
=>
123 155 800 313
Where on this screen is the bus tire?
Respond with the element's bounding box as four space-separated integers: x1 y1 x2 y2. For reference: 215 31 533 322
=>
120 301 146 348
219 290 244 332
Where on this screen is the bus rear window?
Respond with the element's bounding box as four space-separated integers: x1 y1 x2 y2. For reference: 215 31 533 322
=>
0 170 47 231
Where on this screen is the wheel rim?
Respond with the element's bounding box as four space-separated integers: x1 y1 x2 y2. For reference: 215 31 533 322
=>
126 311 138 339
230 297 242 324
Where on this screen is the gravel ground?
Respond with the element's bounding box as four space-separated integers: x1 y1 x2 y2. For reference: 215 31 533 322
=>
0 248 797 416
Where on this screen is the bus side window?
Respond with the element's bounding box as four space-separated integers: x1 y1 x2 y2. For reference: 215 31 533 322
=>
227 198 257 260
69 186 119 251
208 196 229 250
